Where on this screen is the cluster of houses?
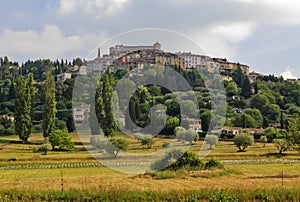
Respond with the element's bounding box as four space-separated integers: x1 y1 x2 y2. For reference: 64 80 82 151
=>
64 42 258 78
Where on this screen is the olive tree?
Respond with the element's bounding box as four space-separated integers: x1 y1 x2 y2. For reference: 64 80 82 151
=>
205 135 219 150
234 132 254 152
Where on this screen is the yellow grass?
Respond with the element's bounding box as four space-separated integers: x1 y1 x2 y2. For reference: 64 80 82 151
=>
0 164 299 192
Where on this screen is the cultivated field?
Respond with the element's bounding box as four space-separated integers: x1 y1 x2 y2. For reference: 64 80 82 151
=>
0 133 300 201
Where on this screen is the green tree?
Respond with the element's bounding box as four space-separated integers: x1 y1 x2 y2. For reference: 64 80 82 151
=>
161 117 179 136
260 135 268 147
232 114 256 128
250 94 269 112
200 111 212 133
107 137 130 157
205 135 219 150
42 72 57 139
226 81 238 97
245 108 263 128
241 76 252 98
234 131 254 152
14 76 32 143
8 80 15 100
95 73 116 137
232 66 244 88
49 129 74 150
27 73 35 121
273 139 290 154
286 117 300 152
262 104 280 122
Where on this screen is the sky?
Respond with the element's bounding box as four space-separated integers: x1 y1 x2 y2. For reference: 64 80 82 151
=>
0 0 299 79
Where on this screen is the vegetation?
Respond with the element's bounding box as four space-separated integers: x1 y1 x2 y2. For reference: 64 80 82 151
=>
42 72 57 139
205 135 219 150
49 129 74 150
95 73 117 137
14 75 33 143
233 132 254 152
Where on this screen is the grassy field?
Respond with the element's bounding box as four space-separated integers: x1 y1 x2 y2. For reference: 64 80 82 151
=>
0 133 300 201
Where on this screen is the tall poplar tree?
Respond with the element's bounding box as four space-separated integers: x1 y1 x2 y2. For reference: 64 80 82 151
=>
42 72 57 139
95 73 116 137
15 76 32 143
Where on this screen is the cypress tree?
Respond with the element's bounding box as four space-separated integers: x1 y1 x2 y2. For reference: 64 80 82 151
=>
42 72 57 139
15 76 32 143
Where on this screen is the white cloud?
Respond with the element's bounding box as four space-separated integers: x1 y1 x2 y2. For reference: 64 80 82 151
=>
280 66 297 80
57 0 129 18
0 25 86 61
189 22 255 58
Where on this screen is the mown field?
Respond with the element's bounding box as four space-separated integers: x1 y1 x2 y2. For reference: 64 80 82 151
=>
0 133 300 201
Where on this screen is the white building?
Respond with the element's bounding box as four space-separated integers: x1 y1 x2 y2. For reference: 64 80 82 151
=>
73 104 90 126
57 72 72 81
109 42 161 56
176 52 210 70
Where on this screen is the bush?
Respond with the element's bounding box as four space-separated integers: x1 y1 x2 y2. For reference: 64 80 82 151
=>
204 159 224 169
260 135 268 147
151 150 202 171
37 143 52 155
49 129 74 150
0 124 5 135
141 136 154 149
162 142 170 148
32 124 42 133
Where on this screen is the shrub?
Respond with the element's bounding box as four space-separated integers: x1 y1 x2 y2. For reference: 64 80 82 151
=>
162 142 170 148
204 159 224 169
49 129 74 150
141 136 154 149
4 127 15 135
151 149 202 171
0 124 5 135
37 143 52 155
260 136 268 147
32 124 42 133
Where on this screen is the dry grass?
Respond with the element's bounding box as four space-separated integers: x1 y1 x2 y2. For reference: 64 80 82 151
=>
0 164 299 192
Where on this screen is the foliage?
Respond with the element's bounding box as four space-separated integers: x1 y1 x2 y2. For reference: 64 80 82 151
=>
286 117 300 152
205 135 219 150
232 114 256 128
49 129 74 150
37 143 52 155
107 137 130 157
162 142 170 148
233 132 254 152
160 117 179 136
42 72 57 139
95 73 116 137
141 136 155 149
204 159 224 169
200 111 212 133
90 136 129 157
151 150 203 171
226 81 238 97
14 75 33 143
273 139 290 154
245 108 263 128
260 135 267 147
